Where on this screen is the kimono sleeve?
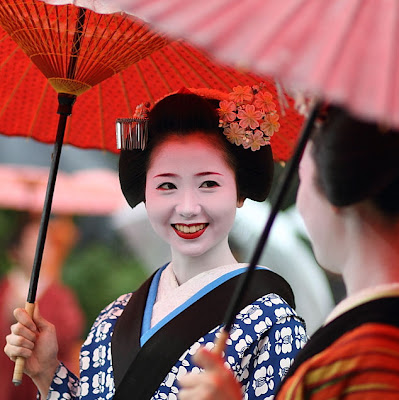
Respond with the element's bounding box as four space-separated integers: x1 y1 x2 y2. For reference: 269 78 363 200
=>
235 294 308 399
45 363 80 399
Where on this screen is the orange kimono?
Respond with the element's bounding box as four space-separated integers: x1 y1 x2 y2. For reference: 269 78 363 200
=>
276 296 399 400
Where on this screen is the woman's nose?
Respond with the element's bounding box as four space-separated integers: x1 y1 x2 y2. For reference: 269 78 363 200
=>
175 191 201 218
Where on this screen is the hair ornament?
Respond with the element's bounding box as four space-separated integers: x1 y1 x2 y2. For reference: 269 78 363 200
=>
116 102 150 150
218 84 280 151
116 84 279 152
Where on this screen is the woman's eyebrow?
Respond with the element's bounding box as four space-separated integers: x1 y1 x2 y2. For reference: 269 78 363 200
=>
153 173 178 178
152 172 223 178
195 172 223 177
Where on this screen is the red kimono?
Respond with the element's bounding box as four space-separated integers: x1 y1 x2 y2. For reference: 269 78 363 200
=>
0 278 85 400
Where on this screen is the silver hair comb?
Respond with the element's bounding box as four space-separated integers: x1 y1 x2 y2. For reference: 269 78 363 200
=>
116 117 149 150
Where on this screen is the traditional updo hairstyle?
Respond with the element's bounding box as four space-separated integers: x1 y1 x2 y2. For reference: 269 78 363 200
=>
119 93 274 208
310 105 399 217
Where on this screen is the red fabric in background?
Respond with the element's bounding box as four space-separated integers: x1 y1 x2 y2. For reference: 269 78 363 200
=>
0 279 84 400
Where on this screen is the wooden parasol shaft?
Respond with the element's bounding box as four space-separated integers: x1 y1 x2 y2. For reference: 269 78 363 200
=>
213 102 322 356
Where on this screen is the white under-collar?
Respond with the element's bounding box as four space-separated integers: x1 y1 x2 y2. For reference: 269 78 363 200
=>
324 282 399 325
151 263 248 328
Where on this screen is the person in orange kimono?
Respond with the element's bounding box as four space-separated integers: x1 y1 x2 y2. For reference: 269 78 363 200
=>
177 105 399 400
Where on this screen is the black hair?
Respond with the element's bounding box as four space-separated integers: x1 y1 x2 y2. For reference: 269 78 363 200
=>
311 105 399 216
119 93 274 208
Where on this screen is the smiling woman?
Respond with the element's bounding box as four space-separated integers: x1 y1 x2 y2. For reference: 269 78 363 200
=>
145 134 240 276
4 87 307 399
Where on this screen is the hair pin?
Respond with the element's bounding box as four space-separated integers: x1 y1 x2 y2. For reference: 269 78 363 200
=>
116 102 151 150
116 117 149 150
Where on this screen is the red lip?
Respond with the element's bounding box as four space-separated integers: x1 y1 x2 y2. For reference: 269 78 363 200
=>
172 224 208 240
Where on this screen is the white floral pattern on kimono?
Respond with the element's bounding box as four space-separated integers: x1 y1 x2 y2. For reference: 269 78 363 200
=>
45 291 306 399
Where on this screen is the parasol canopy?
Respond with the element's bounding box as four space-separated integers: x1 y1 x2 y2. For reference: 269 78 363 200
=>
0 0 304 162
111 0 399 129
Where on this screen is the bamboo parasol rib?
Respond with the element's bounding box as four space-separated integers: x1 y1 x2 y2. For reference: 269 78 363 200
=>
0 2 169 96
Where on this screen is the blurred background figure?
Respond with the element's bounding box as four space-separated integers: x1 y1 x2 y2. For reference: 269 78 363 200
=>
0 137 148 398
0 213 85 399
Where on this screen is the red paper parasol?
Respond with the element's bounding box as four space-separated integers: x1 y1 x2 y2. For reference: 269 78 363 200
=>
0 3 302 162
0 0 303 383
112 0 399 129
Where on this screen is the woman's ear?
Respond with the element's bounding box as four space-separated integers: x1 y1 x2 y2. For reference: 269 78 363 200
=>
237 198 245 208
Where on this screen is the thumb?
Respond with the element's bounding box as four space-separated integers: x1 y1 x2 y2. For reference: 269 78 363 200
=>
32 303 49 330
192 347 225 372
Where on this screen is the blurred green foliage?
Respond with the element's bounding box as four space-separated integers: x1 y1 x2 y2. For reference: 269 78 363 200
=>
0 209 20 276
62 241 148 336
0 209 149 337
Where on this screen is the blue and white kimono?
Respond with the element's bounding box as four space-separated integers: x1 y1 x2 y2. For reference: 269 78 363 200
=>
47 265 307 399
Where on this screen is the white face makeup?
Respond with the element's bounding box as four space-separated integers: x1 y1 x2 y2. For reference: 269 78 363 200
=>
145 133 240 259
297 144 341 272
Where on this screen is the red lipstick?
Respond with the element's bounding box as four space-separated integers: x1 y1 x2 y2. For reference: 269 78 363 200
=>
172 224 208 240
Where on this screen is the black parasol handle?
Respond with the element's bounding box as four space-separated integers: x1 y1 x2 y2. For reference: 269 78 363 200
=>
26 93 77 303
12 93 76 386
214 101 322 355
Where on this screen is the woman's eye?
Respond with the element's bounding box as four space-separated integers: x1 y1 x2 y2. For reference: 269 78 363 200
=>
157 182 176 190
200 180 220 188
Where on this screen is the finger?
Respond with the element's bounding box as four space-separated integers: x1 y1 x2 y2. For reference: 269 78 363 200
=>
33 303 55 335
192 347 225 371
178 387 192 400
4 341 34 360
32 303 46 330
179 386 208 400
7 330 36 351
179 371 204 388
10 322 37 343
179 373 226 400
178 388 192 400
13 308 37 333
